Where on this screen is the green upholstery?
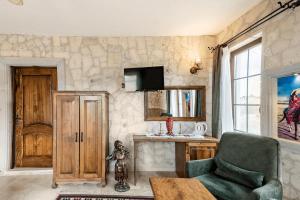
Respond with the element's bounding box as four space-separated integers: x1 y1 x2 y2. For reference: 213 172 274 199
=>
186 132 283 200
214 157 264 188
196 173 252 200
186 158 215 177
252 179 283 200
215 133 280 183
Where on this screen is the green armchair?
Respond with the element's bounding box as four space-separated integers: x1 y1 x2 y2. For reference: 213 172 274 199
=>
186 132 282 200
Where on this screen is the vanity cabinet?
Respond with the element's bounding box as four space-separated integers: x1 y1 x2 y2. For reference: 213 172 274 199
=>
175 142 218 178
132 135 218 185
52 91 109 188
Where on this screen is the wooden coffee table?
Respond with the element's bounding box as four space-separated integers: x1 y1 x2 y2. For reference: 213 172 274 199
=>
149 177 216 200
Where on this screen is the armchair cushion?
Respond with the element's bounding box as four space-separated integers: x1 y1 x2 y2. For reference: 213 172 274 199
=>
186 158 215 178
196 173 252 200
214 157 264 189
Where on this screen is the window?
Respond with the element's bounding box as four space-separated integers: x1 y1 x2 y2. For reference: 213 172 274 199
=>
231 39 262 135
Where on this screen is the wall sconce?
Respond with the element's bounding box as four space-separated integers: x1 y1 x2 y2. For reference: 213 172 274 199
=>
190 58 202 74
8 0 23 5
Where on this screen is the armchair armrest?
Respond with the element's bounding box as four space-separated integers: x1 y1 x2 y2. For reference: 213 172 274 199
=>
186 158 215 178
251 179 283 200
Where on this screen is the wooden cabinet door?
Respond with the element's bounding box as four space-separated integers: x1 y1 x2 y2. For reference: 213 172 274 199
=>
14 67 57 167
188 143 217 160
55 95 80 179
79 96 103 179
176 142 217 178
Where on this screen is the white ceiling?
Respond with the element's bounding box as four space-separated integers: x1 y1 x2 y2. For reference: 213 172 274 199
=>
0 0 262 36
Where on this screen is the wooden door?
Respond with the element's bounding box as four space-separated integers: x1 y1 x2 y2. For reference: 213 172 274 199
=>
14 67 57 167
55 95 80 179
79 96 103 179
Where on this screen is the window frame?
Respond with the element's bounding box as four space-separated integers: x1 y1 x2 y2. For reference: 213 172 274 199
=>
230 38 262 134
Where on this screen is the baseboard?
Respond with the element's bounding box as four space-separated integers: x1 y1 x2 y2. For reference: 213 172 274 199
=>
0 168 53 176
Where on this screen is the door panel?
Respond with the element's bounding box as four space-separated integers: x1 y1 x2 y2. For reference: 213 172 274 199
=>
80 96 102 178
23 75 52 126
188 143 217 160
23 124 52 156
14 67 57 167
56 96 79 179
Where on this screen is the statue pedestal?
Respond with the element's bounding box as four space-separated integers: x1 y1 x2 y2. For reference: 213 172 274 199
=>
115 182 130 192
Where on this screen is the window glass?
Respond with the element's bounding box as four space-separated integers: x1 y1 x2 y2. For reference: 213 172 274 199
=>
249 45 262 76
232 40 261 134
248 75 261 104
234 79 247 104
234 106 247 132
234 50 248 79
248 106 260 134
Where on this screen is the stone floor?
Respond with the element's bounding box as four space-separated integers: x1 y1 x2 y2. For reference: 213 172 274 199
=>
0 172 177 200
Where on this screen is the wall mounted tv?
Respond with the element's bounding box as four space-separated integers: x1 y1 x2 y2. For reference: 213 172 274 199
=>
124 66 164 91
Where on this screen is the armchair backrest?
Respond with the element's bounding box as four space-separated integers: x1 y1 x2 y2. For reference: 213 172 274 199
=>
216 132 280 182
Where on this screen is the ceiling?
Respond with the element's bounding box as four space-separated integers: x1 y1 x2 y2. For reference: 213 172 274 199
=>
0 0 262 36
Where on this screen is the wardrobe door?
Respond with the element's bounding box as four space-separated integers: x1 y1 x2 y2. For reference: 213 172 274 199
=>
79 96 103 179
56 95 80 179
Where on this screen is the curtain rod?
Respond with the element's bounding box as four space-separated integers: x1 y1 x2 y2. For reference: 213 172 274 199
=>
209 0 300 52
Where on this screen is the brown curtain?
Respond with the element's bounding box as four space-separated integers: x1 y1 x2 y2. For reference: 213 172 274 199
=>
212 46 222 139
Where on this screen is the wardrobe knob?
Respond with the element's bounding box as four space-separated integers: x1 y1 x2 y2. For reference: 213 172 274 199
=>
75 132 78 142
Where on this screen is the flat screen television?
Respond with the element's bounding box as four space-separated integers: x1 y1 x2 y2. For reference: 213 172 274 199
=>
124 66 164 91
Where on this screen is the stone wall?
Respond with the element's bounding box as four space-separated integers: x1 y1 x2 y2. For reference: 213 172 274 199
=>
0 35 216 171
217 0 300 199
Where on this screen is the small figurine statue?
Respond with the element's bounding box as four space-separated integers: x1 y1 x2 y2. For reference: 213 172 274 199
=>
106 140 130 192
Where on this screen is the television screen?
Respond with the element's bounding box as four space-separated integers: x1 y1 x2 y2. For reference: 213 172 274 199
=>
124 66 164 91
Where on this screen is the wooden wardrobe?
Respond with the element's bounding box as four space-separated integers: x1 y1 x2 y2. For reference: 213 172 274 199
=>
52 91 109 188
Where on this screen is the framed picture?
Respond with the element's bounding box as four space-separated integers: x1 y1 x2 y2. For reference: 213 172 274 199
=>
277 74 300 141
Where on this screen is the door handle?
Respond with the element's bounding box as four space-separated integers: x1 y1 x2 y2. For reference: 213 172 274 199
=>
75 132 78 142
81 132 83 142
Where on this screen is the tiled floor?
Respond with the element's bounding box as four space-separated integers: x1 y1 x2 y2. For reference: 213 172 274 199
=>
0 171 177 200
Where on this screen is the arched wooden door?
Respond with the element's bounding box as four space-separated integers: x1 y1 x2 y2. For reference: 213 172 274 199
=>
14 67 57 167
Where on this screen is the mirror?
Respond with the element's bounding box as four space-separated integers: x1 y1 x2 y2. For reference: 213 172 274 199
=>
144 86 206 121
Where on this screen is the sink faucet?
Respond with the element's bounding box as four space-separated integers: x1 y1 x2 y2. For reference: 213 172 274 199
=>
179 123 182 135
159 122 162 135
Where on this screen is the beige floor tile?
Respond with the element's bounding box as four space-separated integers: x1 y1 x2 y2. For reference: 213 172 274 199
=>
0 171 177 200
